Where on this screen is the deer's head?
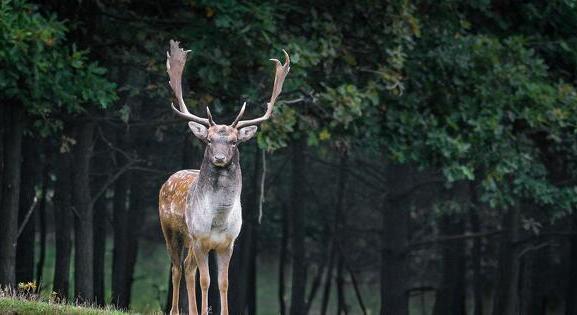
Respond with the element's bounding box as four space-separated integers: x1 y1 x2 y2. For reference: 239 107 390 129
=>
166 40 290 168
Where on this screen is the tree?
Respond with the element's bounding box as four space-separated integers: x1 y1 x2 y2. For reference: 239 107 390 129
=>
0 0 116 291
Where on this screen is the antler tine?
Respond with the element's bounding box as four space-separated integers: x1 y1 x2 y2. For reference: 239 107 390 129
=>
235 50 290 129
206 107 216 126
230 102 247 127
166 40 210 126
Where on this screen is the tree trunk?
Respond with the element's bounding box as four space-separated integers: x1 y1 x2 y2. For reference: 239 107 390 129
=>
566 214 577 314
229 205 252 312
279 203 289 315
16 136 40 284
93 194 107 305
305 258 327 315
520 249 548 315
305 239 331 314
335 154 349 315
247 235 257 315
72 122 96 302
0 104 4 209
53 139 73 299
230 145 261 313
432 215 466 315
111 69 144 309
347 264 367 315
120 171 147 307
35 163 49 290
247 148 262 315
320 245 336 315
290 138 307 315
92 138 110 306
336 256 348 315
491 204 521 315
111 171 129 308
469 182 483 315
379 197 409 315
0 104 24 287
380 165 411 315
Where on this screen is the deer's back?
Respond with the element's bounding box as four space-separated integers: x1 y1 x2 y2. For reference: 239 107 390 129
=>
159 169 200 237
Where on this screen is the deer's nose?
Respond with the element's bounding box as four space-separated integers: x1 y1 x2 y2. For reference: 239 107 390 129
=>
214 154 226 162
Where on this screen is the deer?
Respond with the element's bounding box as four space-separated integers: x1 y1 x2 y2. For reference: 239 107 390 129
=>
158 40 290 315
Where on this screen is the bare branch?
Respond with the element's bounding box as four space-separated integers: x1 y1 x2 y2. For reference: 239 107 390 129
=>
96 126 135 161
15 196 40 242
517 241 554 259
409 230 505 249
90 161 136 207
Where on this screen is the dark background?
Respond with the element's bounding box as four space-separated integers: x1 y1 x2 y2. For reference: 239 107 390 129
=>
2 0 577 314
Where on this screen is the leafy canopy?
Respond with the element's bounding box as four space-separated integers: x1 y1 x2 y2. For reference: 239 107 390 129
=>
0 0 117 134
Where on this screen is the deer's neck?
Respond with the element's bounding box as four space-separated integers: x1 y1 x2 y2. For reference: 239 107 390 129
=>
193 151 242 210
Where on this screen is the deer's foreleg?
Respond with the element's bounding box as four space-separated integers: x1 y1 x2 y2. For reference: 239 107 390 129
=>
216 244 234 315
184 247 198 315
192 242 210 315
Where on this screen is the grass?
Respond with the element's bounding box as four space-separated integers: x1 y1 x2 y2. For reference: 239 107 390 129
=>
34 236 170 313
0 298 127 314
0 290 128 315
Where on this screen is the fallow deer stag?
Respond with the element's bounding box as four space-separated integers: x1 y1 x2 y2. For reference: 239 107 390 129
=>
159 40 290 315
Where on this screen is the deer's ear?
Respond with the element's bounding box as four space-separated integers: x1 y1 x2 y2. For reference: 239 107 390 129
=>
238 126 258 143
188 122 208 140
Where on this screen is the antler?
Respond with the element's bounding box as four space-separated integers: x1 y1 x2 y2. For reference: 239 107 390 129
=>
166 40 211 126
232 50 290 128
230 102 246 127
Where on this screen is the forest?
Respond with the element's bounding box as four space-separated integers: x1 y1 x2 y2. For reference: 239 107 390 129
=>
2 0 577 314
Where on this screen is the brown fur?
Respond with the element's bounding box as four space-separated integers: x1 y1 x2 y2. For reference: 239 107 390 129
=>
158 169 200 314
159 169 199 238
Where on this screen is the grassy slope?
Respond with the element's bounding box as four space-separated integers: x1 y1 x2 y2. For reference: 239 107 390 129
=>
0 297 128 315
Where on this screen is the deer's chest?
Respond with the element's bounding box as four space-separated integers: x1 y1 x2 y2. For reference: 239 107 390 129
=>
185 191 242 248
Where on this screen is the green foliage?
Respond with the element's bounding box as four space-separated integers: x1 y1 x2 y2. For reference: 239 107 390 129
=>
0 0 117 134
134 0 418 152
381 11 577 215
11 0 577 218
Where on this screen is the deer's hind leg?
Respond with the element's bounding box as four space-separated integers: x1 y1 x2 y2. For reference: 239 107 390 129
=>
184 244 198 315
162 229 184 315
